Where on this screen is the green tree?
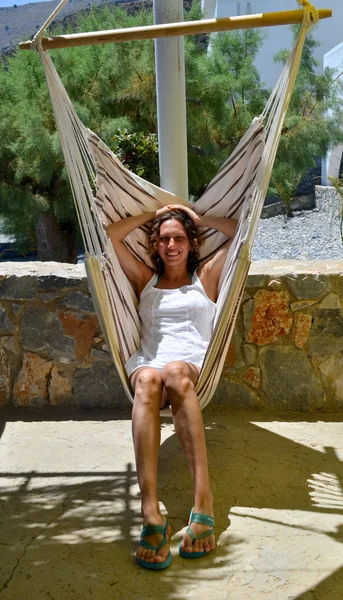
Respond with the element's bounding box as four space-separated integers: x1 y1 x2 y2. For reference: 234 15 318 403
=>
0 50 77 261
111 130 159 185
0 5 155 262
270 26 343 215
0 3 269 260
5 4 342 259
184 25 268 196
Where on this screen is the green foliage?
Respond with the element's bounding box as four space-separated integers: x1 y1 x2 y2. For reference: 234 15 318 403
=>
0 49 74 256
111 129 159 184
51 6 156 139
185 27 268 196
1 2 343 258
271 27 343 214
0 5 155 260
271 165 304 217
0 1 269 257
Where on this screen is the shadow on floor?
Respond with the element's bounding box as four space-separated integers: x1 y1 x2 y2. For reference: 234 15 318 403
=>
294 566 343 599
0 410 342 599
158 411 343 599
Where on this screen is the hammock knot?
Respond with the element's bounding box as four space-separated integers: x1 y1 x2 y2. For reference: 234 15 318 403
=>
298 0 320 29
30 0 69 53
30 35 43 53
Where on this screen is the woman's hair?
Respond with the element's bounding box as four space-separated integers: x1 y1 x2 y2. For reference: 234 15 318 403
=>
147 209 202 276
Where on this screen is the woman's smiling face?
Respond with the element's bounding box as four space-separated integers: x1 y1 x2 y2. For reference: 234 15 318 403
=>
157 219 191 267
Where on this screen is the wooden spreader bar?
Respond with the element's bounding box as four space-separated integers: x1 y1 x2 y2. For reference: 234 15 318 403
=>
19 9 332 51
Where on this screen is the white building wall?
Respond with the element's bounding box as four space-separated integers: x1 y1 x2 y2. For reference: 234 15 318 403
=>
321 42 343 185
201 0 217 19
202 0 343 87
202 0 343 187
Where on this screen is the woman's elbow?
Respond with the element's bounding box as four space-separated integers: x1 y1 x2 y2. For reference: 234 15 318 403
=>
106 223 119 244
106 223 114 236
230 218 238 237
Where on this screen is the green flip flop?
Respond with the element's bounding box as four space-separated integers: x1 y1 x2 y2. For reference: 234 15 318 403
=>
136 519 172 570
179 508 215 559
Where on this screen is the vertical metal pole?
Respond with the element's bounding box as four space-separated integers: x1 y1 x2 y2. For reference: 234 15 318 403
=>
154 0 188 199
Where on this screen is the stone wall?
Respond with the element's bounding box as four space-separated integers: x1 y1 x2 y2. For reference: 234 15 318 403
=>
261 184 342 220
0 263 124 411
315 185 342 220
1 260 343 412
261 194 314 218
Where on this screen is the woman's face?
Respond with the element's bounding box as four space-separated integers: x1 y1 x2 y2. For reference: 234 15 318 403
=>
157 219 191 267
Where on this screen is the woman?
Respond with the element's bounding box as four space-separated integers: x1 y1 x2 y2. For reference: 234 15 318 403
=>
107 204 237 569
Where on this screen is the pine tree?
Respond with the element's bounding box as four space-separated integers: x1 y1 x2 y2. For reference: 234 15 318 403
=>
1 5 342 258
0 48 78 261
185 25 268 196
271 26 343 215
0 5 156 262
0 4 268 260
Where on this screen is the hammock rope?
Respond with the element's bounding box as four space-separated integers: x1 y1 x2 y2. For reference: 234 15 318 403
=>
29 3 317 409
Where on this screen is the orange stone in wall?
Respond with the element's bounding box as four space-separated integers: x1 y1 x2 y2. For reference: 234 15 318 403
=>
224 342 237 368
14 352 52 407
49 366 73 405
247 290 293 345
0 347 10 407
59 312 98 363
243 367 261 389
293 312 312 348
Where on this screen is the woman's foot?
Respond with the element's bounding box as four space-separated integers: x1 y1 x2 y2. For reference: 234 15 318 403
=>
180 502 216 556
137 513 171 566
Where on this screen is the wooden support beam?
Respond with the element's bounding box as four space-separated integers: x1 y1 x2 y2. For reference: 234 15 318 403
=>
19 8 332 51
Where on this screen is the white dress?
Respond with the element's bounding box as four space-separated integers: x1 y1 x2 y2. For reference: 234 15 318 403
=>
125 271 216 377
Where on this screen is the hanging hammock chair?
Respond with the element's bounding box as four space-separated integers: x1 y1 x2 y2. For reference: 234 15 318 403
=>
25 0 319 410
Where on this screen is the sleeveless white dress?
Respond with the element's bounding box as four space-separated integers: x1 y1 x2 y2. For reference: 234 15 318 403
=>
125 271 216 377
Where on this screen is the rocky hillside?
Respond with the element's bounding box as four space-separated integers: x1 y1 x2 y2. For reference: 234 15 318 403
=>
0 0 150 53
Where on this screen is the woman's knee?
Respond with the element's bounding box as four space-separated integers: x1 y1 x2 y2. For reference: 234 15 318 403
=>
133 368 163 401
161 362 194 397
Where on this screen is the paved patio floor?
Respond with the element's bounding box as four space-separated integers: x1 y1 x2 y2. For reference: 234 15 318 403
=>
0 409 342 600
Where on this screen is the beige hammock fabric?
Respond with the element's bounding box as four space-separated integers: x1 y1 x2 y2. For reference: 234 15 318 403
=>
31 2 316 409
85 120 264 408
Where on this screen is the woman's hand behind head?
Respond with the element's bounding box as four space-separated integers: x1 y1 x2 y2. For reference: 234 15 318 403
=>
163 204 201 226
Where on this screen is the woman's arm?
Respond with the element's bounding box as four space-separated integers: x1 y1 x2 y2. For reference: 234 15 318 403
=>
197 213 238 301
107 212 156 244
197 214 238 240
164 204 237 239
106 212 156 296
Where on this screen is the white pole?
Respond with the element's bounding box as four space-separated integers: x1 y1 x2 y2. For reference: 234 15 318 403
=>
201 0 217 19
154 0 188 199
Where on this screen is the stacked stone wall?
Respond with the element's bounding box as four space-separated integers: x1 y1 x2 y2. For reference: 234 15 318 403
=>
315 185 342 220
1 260 343 412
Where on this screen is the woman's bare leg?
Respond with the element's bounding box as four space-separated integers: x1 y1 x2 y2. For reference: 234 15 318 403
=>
131 367 170 564
161 361 215 555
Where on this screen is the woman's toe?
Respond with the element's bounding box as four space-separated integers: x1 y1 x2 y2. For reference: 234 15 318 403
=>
155 550 165 563
138 547 155 563
156 549 168 563
182 534 193 553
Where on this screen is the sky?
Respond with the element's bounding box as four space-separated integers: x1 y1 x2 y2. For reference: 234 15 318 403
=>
0 0 53 7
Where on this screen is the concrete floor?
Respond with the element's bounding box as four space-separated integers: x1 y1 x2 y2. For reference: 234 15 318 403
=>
0 409 342 600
